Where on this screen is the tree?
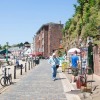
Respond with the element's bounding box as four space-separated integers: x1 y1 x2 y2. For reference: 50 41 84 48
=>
65 19 72 30
62 0 100 49
2 45 7 49
0 44 2 50
18 42 24 48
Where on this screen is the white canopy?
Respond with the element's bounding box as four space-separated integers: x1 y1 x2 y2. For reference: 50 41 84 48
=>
68 48 80 54
24 48 32 55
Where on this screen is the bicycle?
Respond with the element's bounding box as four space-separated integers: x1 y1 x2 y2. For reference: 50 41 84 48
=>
0 67 12 87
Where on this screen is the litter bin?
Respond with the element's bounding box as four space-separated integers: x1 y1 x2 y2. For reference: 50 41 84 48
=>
35 58 39 65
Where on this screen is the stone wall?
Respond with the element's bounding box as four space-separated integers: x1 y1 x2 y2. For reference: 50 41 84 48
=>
93 45 100 75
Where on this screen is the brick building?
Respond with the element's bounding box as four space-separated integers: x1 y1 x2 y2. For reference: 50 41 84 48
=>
34 22 63 57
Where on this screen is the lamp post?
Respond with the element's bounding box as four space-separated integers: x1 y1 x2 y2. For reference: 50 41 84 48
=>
6 42 8 62
87 36 94 74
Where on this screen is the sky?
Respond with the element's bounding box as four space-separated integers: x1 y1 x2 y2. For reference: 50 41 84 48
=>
0 0 77 46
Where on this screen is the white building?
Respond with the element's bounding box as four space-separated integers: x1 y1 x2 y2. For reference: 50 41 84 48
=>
33 36 36 55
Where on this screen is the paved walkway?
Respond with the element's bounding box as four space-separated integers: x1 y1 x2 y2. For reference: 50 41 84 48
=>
0 60 81 100
1 59 100 100
0 60 26 88
64 67 100 100
0 60 65 100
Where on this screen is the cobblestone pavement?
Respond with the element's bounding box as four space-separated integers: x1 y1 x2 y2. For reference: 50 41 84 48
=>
0 60 67 100
64 68 100 100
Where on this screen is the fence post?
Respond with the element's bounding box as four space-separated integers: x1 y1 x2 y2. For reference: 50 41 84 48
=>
25 63 27 72
28 61 30 70
33 59 34 67
20 64 23 75
4 67 7 77
34 59 36 66
14 66 16 79
4 67 7 85
31 60 32 68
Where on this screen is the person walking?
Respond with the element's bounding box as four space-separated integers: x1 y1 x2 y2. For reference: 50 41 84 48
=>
81 51 87 74
71 50 79 83
16 58 19 68
48 53 59 81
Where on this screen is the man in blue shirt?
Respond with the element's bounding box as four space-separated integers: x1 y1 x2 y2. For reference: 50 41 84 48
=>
71 50 79 83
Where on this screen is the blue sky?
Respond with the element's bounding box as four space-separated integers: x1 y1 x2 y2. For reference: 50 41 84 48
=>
0 0 77 46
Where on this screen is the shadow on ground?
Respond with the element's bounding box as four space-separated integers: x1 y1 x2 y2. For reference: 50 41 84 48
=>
66 90 81 94
56 78 66 80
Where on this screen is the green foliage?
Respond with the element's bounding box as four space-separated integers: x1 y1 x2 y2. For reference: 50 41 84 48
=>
89 0 96 7
0 44 2 50
62 28 66 37
96 0 100 9
63 0 100 46
83 3 90 23
65 19 72 30
2 45 7 49
57 50 63 57
18 42 24 48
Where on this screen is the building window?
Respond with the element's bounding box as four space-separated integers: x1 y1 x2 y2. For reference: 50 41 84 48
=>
42 33 44 38
42 39 44 45
42 45 44 52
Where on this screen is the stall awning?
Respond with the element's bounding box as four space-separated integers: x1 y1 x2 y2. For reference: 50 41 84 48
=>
35 52 43 56
68 48 80 54
0 49 11 54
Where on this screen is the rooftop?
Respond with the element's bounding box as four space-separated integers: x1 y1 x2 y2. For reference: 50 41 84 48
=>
35 22 63 35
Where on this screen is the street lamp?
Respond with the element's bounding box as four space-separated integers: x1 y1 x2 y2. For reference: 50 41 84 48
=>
87 36 94 74
6 42 8 62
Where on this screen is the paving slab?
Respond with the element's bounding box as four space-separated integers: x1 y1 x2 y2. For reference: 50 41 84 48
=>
0 60 81 100
64 67 100 100
0 60 65 100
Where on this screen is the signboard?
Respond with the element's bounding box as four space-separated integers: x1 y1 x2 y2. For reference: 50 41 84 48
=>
87 36 93 44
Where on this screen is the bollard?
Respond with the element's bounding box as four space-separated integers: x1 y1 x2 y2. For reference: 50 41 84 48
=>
4 67 7 77
33 60 35 67
20 64 23 75
14 66 16 79
34 60 36 66
28 61 30 70
4 68 7 85
31 60 32 68
25 63 27 72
